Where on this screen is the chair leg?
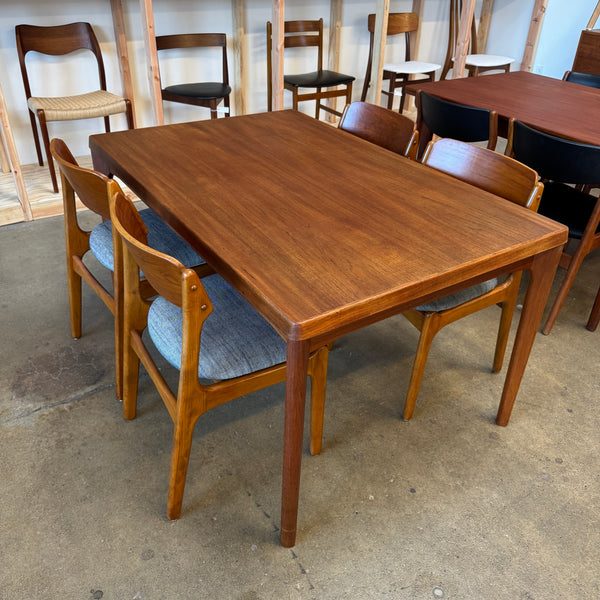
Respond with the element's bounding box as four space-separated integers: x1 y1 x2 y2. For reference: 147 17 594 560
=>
166 401 197 520
224 94 231 117
37 110 58 193
112 270 123 401
124 99 135 129
492 278 521 373
209 99 218 119
66 255 83 339
28 110 44 166
542 250 587 335
104 115 111 133
309 345 329 456
586 284 600 332
403 314 440 421
122 332 141 420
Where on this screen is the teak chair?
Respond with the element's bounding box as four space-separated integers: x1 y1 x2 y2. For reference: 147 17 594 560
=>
16 22 134 193
360 13 440 114
401 138 544 420
415 90 498 156
156 33 231 119
338 101 419 159
109 190 330 520
440 0 514 79
49 138 205 400
266 18 355 120
506 119 600 334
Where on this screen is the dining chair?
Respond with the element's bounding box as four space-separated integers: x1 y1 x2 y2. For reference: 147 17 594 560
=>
506 119 600 334
16 22 134 194
440 0 514 80
338 101 419 159
360 12 440 114
109 189 330 519
155 33 231 119
401 137 544 420
266 18 355 120
415 90 498 156
563 70 600 89
49 138 206 400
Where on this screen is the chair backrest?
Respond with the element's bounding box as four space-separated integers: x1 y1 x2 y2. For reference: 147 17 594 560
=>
563 70 600 89
267 18 325 72
156 33 229 85
110 189 211 316
507 119 600 185
367 13 419 62
571 29 600 75
49 137 113 221
416 91 498 149
422 137 543 211
338 101 418 158
16 22 106 99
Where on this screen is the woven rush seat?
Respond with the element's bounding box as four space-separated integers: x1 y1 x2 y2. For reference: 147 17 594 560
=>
27 90 128 122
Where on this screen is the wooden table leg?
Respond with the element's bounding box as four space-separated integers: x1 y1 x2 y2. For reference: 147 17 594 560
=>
496 245 563 426
280 338 310 547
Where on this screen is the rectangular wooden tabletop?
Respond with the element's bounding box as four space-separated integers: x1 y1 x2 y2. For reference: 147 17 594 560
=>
91 109 567 547
90 110 565 347
408 70 600 146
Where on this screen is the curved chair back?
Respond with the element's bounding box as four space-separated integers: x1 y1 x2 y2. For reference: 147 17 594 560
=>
421 137 543 210
416 91 498 150
338 102 419 159
50 138 113 221
507 120 600 185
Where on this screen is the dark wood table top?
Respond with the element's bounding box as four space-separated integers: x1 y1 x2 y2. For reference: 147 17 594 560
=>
90 110 565 347
408 70 600 146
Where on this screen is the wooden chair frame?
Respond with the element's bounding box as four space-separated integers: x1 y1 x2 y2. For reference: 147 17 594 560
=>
266 18 354 120
156 33 231 119
401 138 544 420
16 22 134 193
110 190 330 519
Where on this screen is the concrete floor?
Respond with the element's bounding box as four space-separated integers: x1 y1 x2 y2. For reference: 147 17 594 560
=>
1 212 598 600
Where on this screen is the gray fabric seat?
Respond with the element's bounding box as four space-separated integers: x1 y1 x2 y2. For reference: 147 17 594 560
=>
89 208 202 271
416 277 500 312
147 274 287 381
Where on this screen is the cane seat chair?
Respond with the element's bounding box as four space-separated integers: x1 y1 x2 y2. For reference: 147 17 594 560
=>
16 22 134 193
49 138 205 400
416 91 498 156
360 12 440 114
506 119 600 334
156 33 231 119
109 190 330 519
266 18 355 120
401 138 544 420
440 0 513 80
338 101 419 159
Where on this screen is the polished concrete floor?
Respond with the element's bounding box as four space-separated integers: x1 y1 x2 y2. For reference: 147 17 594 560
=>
1 212 598 600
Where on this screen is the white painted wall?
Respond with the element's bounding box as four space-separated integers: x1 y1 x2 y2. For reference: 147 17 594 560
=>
0 0 597 165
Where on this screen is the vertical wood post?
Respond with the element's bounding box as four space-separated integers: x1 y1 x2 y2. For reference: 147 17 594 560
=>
452 0 476 78
139 0 164 125
521 0 548 72
271 0 284 111
232 0 248 116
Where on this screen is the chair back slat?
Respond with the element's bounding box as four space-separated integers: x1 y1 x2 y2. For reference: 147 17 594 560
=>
368 12 419 35
50 138 113 221
338 101 418 158
111 191 205 310
422 137 543 210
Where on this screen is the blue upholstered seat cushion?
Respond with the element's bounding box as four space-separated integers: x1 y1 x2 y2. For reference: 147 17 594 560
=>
89 208 202 271
415 277 500 312
147 274 287 381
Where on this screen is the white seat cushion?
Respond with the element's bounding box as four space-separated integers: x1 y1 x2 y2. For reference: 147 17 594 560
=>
383 61 441 75
464 54 514 67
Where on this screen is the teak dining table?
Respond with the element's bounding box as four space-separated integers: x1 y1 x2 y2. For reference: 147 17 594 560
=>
408 70 600 146
90 109 567 547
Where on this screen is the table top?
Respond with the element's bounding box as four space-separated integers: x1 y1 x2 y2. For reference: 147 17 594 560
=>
408 71 600 146
90 110 566 346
